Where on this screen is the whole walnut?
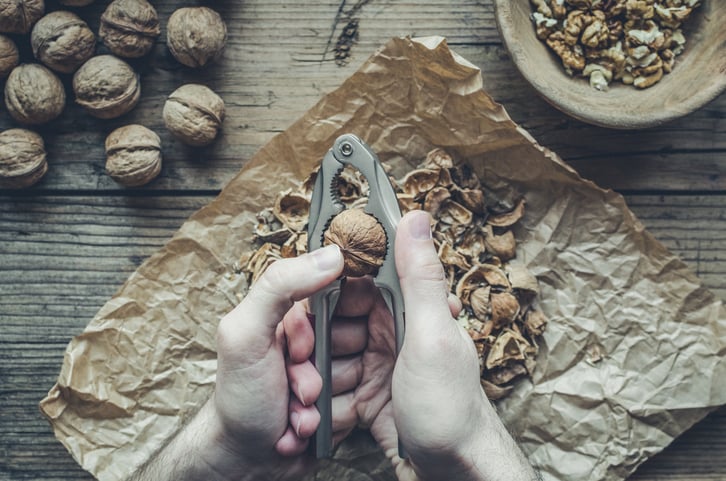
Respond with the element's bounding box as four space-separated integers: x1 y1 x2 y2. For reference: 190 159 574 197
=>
163 84 225 146
5 64 65 125
105 124 162 187
100 0 160 58
166 7 227 68
31 11 96 74
0 0 44 34
323 209 387 277
0 128 47 188
73 55 140 119
0 34 19 78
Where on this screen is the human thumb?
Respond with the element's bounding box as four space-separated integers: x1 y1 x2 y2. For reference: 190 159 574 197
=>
395 210 458 344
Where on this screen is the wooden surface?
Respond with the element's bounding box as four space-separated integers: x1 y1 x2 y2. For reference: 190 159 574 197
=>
0 1 724 480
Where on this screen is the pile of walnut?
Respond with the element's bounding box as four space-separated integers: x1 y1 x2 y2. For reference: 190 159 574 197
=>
237 149 548 401
530 0 701 90
0 0 228 189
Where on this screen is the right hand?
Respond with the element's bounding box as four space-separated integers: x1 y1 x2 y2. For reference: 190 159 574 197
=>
325 210 538 481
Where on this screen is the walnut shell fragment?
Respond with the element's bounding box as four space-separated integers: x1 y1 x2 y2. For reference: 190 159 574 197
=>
274 189 310 232
5 63 65 125
73 55 140 119
31 11 96 73
0 0 44 34
163 84 225 146
0 128 46 188
105 124 162 187
0 35 19 78
166 7 226 68
100 0 160 58
323 209 386 277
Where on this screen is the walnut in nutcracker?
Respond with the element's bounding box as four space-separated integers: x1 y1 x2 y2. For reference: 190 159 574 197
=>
323 209 387 277
0 128 47 188
105 124 162 187
0 0 44 34
99 0 160 58
163 84 225 146
31 11 96 74
5 63 65 125
73 55 140 119
166 6 227 68
0 34 18 78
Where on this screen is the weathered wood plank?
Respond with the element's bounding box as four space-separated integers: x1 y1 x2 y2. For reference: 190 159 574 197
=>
0 193 725 480
0 1 723 193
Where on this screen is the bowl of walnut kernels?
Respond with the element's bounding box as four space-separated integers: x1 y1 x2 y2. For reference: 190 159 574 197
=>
493 0 726 129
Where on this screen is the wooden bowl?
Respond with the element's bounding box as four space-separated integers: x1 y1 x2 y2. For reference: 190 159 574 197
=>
493 1 726 129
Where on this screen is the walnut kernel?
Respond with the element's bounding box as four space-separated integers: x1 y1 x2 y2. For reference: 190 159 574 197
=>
323 209 387 277
100 0 160 58
31 11 96 74
163 84 225 146
105 124 162 187
0 128 47 188
0 0 44 34
166 7 227 68
0 34 19 78
73 55 140 119
5 63 65 125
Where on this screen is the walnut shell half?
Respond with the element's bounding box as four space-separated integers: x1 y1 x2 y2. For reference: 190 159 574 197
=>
73 55 140 119
0 128 47 188
31 11 96 74
100 0 160 58
323 209 387 277
105 124 161 187
166 7 226 68
163 83 225 146
5 63 65 125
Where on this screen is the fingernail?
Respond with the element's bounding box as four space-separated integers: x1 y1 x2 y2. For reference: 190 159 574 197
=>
410 211 432 240
311 244 341 271
299 389 307 407
291 412 302 437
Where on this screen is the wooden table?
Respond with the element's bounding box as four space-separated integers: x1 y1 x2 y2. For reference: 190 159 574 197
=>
1 1 724 479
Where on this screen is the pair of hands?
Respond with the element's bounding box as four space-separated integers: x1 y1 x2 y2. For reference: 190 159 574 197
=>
206 211 536 481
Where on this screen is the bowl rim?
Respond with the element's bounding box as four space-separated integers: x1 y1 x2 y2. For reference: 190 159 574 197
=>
492 0 726 129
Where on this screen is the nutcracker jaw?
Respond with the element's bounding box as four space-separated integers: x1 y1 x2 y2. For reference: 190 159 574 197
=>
307 134 406 458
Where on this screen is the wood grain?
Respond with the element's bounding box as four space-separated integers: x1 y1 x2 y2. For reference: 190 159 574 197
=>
0 0 724 480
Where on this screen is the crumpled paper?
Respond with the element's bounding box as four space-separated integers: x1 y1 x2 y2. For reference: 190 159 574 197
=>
40 36 726 481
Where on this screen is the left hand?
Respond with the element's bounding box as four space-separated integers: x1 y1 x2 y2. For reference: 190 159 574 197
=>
213 244 343 473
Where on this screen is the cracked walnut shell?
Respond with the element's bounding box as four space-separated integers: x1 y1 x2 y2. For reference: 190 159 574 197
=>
105 124 161 187
31 11 96 74
100 0 160 58
163 84 225 146
5 63 65 125
0 35 19 78
0 128 46 188
323 209 387 277
73 55 140 119
166 7 226 68
0 0 44 34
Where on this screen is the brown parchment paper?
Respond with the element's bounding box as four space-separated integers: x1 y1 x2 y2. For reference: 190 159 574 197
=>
40 36 726 481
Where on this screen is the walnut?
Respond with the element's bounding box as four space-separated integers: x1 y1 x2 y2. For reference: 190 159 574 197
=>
4 64 65 125
0 34 19 78
100 0 160 58
0 0 44 34
73 55 140 119
0 128 46 188
166 7 227 68
31 11 95 74
546 31 586 73
323 209 386 277
163 84 225 146
105 124 162 187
